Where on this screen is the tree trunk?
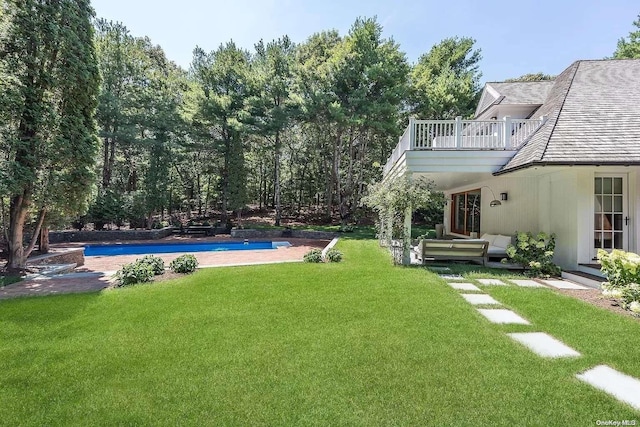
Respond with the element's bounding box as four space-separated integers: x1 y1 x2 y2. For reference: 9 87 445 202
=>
39 227 50 254
6 193 30 271
24 208 46 260
274 131 282 226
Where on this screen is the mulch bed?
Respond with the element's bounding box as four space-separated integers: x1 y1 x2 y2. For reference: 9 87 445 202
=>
554 288 640 321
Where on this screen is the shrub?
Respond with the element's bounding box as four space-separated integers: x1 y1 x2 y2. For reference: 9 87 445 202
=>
621 284 640 310
597 250 640 315
303 248 323 263
505 231 561 277
597 249 640 289
325 248 343 263
138 255 165 276
116 261 154 287
170 254 198 274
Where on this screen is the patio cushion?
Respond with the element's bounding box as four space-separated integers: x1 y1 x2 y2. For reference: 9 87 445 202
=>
488 245 507 255
493 234 512 250
480 233 496 245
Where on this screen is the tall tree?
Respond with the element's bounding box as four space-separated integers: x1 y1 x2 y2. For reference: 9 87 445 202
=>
504 72 554 82
252 36 299 225
192 42 253 224
326 18 409 223
0 0 100 270
613 14 640 59
409 37 482 119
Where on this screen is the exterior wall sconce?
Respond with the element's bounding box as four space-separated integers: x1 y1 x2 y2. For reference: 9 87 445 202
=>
500 192 508 201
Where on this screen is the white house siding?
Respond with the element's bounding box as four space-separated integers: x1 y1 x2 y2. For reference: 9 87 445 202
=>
442 167 640 271
443 176 539 238
543 169 580 268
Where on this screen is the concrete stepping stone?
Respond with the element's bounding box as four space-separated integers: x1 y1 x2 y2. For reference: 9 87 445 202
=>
541 279 589 290
477 309 530 324
477 278 507 286
577 365 640 411
447 282 481 292
440 274 464 280
461 293 501 305
507 332 580 358
511 279 545 288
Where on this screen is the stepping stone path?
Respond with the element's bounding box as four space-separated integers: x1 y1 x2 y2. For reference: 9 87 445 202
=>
507 332 580 358
477 278 507 286
510 279 546 288
540 279 589 290
440 274 464 280
577 365 640 411
447 282 482 292
447 275 640 412
461 293 501 305
477 309 530 325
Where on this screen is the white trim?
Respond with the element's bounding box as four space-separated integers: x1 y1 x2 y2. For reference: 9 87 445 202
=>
321 237 340 261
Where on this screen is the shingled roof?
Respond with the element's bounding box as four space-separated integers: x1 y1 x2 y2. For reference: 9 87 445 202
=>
475 81 555 118
497 59 640 174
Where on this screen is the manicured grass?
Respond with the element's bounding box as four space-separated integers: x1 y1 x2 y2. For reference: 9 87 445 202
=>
1 241 639 425
246 224 434 240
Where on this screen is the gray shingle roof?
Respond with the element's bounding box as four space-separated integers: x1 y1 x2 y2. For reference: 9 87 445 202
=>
498 59 640 174
475 81 554 117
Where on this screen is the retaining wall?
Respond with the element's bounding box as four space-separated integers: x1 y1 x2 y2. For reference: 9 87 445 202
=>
49 227 174 243
28 248 85 267
230 229 338 240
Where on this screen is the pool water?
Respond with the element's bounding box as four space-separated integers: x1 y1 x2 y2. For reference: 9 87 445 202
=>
84 241 292 256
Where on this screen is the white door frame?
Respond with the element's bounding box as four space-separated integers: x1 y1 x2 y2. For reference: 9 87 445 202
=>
592 173 629 259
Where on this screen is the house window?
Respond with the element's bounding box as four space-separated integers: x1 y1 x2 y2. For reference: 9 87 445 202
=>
451 189 481 235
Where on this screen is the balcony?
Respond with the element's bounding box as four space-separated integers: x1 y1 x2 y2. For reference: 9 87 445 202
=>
384 116 546 176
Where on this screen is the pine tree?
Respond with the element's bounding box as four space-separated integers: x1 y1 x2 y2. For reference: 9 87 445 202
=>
1 0 100 271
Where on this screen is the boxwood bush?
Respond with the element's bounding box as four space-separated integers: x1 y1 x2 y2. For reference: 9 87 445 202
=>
325 248 343 263
170 254 198 274
116 261 155 287
303 248 323 263
138 255 165 275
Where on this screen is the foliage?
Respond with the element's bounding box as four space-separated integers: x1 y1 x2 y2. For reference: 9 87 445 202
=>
362 173 441 240
613 14 640 59
505 232 560 277
1 0 100 270
408 37 482 119
504 73 555 82
598 249 640 313
325 248 343 263
115 260 155 287
191 41 253 221
170 254 198 274
303 248 323 263
138 255 165 276
88 190 124 230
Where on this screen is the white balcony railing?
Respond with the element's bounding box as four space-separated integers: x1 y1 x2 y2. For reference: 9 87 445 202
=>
384 116 546 175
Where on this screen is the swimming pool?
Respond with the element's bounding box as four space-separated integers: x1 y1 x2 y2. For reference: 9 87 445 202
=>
84 241 292 256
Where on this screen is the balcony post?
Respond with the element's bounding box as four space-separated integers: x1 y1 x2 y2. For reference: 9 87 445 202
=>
409 117 416 149
455 116 462 148
503 116 512 149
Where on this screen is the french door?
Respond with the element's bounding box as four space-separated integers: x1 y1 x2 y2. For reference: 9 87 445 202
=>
594 175 628 258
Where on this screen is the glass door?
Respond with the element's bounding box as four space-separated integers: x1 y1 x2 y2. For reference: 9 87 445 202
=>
451 190 481 236
594 176 628 257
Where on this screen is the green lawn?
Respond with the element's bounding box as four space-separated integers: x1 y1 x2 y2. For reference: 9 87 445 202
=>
1 240 639 425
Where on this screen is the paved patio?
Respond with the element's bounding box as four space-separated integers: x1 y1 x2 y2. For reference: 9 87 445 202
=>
0 237 329 300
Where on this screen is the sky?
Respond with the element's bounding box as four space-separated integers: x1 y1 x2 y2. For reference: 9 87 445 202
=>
91 0 639 83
